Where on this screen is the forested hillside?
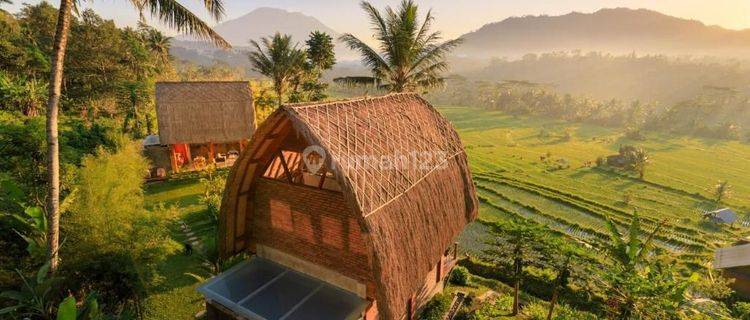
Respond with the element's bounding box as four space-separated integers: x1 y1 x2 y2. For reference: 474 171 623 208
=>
458 8 750 58
459 52 750 104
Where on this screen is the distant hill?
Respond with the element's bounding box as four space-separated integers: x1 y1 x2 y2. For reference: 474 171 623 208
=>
192 7 338 47
172 7 357 73
457 8 750 58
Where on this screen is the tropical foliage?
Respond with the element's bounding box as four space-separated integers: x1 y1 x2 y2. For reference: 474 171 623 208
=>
248 31 336 105
338 0 461 92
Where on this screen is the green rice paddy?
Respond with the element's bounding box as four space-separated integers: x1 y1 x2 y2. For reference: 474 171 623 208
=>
440 106 750 255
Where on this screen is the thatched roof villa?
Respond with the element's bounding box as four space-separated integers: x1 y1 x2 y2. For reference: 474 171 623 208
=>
198 93 478 320
152 81 255 173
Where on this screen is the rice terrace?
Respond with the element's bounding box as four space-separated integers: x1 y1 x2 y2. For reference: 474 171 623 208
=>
444 106 750 255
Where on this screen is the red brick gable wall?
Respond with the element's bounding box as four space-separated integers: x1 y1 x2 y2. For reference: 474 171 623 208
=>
250 178 373 284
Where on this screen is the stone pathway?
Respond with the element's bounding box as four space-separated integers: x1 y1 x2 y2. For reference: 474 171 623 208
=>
179 219 203 252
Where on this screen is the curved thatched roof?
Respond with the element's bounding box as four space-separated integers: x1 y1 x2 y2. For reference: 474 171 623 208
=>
155 81 255 144
219 93 478 320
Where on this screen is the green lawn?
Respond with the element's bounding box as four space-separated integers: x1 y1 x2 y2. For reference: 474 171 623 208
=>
440 106 750 254
142 176 208 320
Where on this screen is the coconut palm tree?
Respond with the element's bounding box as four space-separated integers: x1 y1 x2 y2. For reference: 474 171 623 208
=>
141 23 173 65
338 0 462 92
248 33 307 106
44 0 230 273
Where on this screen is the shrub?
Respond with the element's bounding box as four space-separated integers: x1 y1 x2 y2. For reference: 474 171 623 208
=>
419 293 452 320
450 266 470 286
734 302 750 320
62 252 144 313
200 166 228 223
64 140 172 287
461 296 512 320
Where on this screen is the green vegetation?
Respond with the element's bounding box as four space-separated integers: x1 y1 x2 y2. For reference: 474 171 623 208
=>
337 0 461 92
248 31 336 106
428 80 750 142
445 105 748 319
420 293 453 320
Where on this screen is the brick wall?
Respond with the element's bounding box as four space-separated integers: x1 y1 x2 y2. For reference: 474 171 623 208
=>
250 178 373 284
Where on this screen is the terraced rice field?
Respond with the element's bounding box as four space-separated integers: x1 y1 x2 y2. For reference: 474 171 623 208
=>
440 106 750 255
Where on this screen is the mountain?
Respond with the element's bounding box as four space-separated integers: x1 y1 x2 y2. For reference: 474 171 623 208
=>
171 7 357 73
457 8 750 59
200 7 338 47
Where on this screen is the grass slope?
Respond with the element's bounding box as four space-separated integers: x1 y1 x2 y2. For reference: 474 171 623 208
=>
142 177 207 320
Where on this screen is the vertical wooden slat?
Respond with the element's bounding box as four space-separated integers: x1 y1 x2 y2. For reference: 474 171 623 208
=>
185 143 192 164
169 144 179 173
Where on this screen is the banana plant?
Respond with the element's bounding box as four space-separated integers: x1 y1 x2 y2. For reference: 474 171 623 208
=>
55 293 102 320
0 262 60 318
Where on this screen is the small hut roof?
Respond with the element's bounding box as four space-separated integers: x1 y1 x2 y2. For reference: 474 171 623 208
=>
713 208 738 223
219 93 478 320
155 81 255 144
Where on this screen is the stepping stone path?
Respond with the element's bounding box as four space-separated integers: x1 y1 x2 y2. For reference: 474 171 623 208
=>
179 220 203 252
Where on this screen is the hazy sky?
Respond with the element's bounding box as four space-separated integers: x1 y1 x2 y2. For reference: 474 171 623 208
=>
4 0 750 40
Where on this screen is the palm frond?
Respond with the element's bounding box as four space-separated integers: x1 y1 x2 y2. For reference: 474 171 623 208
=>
360 1 392 52
200 0 224 20
131 0 230 48
339 33 390 78
411 38 462 72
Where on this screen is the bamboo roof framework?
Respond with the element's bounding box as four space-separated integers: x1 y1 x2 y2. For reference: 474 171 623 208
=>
219 93 478 320
155 81 255 144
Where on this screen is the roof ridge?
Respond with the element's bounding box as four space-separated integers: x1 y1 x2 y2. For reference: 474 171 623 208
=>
283 92 419 110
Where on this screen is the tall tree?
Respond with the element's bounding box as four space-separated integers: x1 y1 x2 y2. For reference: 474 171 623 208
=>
248 33 306 106
339 0 461 92
293 31 335 102
44 0 230 272
140 22 172 65
305 31 335 74
44 0 73 274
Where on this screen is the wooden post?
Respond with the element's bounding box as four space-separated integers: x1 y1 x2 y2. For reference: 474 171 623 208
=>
277 151 293 184
209 142 215 164
454 242 459 260
436 258 442 283
169 145 180 173
185 144 193 166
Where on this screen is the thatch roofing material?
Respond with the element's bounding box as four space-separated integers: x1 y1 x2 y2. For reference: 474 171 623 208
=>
219 93 478 320
155 82 255 144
